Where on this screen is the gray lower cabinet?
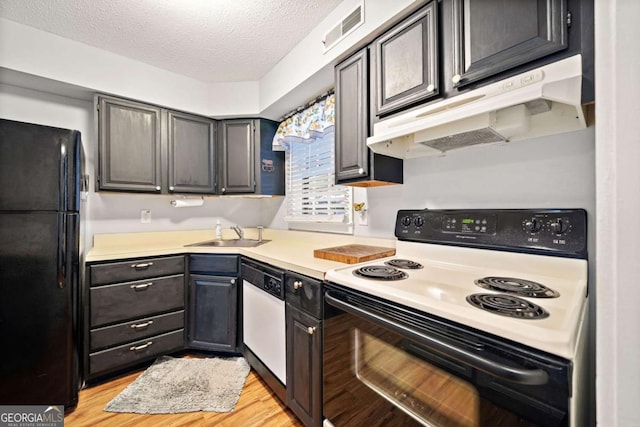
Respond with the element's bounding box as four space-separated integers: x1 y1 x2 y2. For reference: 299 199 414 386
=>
98 96 162 192
187 255 240 352
285 273 322 427
85 255 186 379
219 119 284 195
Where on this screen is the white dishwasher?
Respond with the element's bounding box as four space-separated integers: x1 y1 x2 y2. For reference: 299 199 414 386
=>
241 259 287 398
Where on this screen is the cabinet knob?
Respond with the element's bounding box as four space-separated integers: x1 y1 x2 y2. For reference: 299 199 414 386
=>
452 74 461 84
169 186 175 191
155 185 161 191
230 279 236 285
307 326 316 335
294 280 303 290
358 168 364 175
427 84 435 92
221 187 226 193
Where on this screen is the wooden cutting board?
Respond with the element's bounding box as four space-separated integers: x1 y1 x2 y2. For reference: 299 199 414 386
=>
314 244 396 264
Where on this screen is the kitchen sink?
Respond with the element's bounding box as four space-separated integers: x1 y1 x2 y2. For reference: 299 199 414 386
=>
185 239 270 248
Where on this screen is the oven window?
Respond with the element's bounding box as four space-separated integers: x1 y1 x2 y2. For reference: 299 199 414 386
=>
355 329 541 426
336 323 538 427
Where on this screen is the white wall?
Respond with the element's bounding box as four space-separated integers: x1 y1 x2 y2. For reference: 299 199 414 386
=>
355 127 595 238
0 84 264 247
0 18 258 117
1 1 423 120
595 0 640 426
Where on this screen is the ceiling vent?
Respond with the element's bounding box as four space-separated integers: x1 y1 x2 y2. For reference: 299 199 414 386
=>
323 3 364 53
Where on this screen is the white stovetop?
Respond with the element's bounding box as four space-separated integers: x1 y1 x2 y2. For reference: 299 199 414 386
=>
325 241 588 360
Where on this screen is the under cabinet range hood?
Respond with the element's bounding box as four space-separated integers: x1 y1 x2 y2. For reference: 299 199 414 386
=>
367 55 587 159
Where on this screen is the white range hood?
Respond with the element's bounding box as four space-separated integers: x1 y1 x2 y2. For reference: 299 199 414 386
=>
367 55 587 159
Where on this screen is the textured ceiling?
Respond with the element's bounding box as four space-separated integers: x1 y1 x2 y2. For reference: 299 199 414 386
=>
0 0 343 83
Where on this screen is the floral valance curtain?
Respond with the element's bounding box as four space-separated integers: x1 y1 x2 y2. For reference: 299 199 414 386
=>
272 94 335 151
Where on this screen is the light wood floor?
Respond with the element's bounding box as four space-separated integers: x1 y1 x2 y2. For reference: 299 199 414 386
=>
65 364 303 426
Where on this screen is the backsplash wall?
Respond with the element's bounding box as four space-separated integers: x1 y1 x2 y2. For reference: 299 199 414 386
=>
353 126 596 238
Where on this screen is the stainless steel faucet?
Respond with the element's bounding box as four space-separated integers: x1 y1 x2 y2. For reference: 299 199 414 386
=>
231 225 244 239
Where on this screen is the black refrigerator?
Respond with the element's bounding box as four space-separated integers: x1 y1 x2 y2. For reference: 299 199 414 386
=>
0 118 84 409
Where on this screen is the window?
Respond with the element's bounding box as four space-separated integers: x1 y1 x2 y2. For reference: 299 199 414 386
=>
273 94 353 233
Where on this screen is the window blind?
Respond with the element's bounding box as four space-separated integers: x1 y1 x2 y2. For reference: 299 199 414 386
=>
285 133 352 224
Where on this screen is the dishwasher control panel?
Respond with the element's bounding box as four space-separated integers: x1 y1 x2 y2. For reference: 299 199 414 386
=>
240 258 285 300
263 273 283 298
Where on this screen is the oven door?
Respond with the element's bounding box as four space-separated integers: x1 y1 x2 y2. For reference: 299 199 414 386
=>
323 285 571 427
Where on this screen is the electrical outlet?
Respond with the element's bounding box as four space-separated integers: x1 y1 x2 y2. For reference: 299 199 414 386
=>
357 210 368 226
140 209 151 223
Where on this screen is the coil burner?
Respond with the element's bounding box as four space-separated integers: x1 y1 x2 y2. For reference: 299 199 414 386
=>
466 293 549 319
474 277 560 298
384 259 424 270
353 265 408 281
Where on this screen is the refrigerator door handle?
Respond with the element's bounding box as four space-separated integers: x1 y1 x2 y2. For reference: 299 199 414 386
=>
57 214 67 288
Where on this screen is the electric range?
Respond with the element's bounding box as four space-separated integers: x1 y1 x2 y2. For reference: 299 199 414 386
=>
323 209 588 427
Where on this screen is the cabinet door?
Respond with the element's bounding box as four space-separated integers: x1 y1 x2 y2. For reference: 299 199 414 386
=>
188 275 238 352
286 305 322 427
451 0 568 88
167 111 216 194
335 48 369 182
373 2 439 117
219 120 255 194
98 97 162 192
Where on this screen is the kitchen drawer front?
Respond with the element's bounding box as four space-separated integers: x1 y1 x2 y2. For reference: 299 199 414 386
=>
90 310 185 351
90 275 185 327
285 272 323 318
90 255 185 286
189 254 239 275
89 329 184 377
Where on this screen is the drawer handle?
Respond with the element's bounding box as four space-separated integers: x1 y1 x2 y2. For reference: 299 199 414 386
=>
131 262 154 269
307 326 316 335
294 280 303 290
130 282 153 291
130 320 154 330
130 341 153 352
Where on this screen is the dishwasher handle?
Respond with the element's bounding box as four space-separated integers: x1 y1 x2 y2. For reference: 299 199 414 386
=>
325 291 549 386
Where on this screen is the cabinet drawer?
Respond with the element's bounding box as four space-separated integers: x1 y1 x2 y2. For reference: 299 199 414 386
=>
89 329 184 376
190 255 239 275
91 275 185 327
90 255 184 286
90 310 184 351
285 272 323 318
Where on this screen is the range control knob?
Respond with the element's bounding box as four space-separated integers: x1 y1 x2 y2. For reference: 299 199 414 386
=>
401 216 412 227
414 216 424 227
550 219 569 235
525 218 542 233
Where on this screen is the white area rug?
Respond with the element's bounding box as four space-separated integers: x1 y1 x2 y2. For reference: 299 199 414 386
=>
104 355 250 414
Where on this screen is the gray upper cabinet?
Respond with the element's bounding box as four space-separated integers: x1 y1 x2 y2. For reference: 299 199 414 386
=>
335 49 403 186
335 48 369 182
98 97 162 192
219 120 255 194
372 1 439 117
167 111 216 194
219 119 284 195
450 0 568 88
98 95 217 194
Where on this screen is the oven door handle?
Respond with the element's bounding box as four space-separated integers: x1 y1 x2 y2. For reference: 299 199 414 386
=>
325 292 549 386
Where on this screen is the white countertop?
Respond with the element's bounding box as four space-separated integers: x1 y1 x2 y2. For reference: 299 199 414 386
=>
87 228 396 280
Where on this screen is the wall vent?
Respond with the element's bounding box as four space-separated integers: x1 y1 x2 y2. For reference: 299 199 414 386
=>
323 3 364 53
